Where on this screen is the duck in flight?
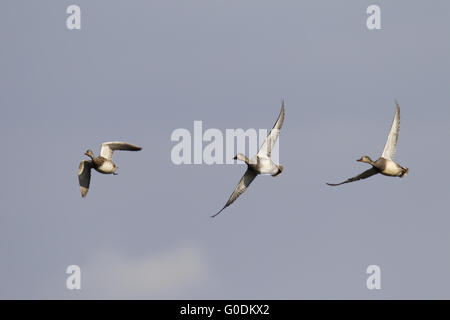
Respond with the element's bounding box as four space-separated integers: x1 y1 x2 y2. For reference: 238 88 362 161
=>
212 101 285 218
78 141 142 197
327 102 408 187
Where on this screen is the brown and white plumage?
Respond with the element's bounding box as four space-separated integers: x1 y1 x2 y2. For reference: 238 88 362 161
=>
327 102 408 187
212 102 285 217
77 141 142 197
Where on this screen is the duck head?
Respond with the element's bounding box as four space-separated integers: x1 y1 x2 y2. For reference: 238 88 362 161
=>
357 155 374 164
233 153 249 164
85 149 95 159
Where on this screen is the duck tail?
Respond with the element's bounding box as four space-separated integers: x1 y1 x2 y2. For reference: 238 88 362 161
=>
400 167 409 178
272 165 284 177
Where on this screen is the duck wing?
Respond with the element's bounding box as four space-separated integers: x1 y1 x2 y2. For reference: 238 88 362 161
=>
212 169 258 217
78 160 93 197
381 102 400 160
326 168 378 186
257 101 285 159
100 141 142 160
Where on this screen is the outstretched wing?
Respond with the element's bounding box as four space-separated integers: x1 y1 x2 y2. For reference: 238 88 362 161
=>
257 101 285 158
78 160 93 197
326 168 378 187
381 103 400 160
100 141 142 160
212 169 258 217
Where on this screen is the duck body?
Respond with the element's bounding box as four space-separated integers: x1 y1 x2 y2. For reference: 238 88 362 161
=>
249 156 281 176
373 157 408 177
85 150 118 175
357 155 408 177
92 156 117 174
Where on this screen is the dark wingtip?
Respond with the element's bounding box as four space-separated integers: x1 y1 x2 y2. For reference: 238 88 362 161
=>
211 207 226 218
326 183 339 187
210 212 220 218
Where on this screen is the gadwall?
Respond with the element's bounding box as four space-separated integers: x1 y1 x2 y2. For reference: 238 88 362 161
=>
212 101 285 217
78 141 142 197
327 102 408 186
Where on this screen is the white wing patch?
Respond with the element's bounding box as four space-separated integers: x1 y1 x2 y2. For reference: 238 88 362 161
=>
381 103 400 160
257 101 285 159
100 141 142 160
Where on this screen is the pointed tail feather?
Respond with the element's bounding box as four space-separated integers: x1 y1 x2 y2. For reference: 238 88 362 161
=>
400 167 409 177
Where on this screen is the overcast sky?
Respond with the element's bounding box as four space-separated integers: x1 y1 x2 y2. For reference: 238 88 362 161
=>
1 0 450 299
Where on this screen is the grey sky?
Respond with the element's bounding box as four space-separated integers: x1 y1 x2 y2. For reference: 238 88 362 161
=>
1 0 449 299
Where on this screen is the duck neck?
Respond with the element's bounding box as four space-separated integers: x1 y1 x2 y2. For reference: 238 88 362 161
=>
236 154 249 165
366 158 376 166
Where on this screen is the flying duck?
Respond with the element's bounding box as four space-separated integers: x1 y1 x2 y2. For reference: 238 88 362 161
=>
78 141 142 197
327 102 408 186
212 101 285 217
